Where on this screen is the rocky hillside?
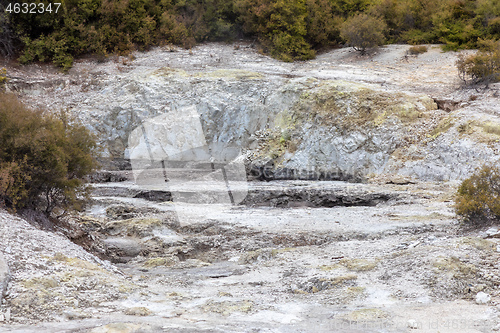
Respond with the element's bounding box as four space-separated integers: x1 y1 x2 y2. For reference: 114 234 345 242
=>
4 43 500 182
1 43 500 333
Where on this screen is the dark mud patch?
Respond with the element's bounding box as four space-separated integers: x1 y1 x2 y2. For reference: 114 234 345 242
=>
133 190 172 202
241 188 395 208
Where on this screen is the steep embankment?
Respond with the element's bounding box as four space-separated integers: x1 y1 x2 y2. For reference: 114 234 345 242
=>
4 43 500 182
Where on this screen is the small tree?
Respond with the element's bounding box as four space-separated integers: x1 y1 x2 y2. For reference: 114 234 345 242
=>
0 93 98 216
235 0 315 61
455 165 500 226
0 6 16 58
456 39 500 88
340 14 387 54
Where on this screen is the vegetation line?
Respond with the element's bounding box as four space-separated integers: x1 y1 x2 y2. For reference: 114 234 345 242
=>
0 0 499 69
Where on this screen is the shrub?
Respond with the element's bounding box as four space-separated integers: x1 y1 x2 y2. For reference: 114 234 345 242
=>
370 0 439 44
456 39 500 87
407 45 428 55
305 0 343 48
455 165 500 225
340 13 387 54
235 0 315 61
0 68 7 90
0 94 98 216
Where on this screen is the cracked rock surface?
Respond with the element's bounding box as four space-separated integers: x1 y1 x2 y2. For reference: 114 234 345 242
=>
0 179 499 332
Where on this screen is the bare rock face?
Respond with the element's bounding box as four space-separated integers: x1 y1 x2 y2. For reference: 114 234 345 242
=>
63 70 442 180
247 79 439 180
9 44 500 181
0 252 9 303
47 66 499 182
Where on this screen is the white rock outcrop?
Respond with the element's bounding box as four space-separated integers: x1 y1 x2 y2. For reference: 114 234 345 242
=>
0 252 9 303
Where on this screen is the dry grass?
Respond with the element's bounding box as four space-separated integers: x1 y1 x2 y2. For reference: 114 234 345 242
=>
339 258 379 271
407 45 428 55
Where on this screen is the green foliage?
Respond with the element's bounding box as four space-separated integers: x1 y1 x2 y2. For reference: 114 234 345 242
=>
456 39 500 87
0 68 7 90
305 0 343 48
370 0 442 43
235 0 315 61
269 31 315 62
2 0 500 67
0 93 98 216
340 13 387 54
455 165 500 225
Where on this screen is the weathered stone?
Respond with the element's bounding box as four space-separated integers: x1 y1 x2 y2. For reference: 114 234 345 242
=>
434 98 460 112
103 217 162 238
124 307 152 316
0 252 9 302
89 170 129 183
103 237 143 259
142 256 179 268
242 185 394 208
105 205 161 220
476 292 491 304
133 190 172 202
407 319 419 329
485 227 500 239
90 323 155 333
339 308 389 322
202 300 253 316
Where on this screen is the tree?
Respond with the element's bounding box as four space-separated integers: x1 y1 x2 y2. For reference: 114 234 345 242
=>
340 13 387 54
235 0 315 61
0 93 98 216
0 2 16 58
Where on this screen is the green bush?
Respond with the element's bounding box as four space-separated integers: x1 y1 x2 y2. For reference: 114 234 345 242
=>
235 0 315 61
0 68 7 90
407 44 428 55
305 0 343 48
2 0 500 67
0 93 98 216
340 13 387 54
370 0 440 44
456 39 500 87
455 165 500 225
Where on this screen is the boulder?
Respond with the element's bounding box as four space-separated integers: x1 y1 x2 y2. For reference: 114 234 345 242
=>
103 237 143 261
476 292 491 304
0 252 9 302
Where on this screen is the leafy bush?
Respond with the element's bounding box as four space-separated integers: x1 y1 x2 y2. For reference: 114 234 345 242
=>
0 93 98 216
235 0 315 61
455 165 500 225
304 0 343 48
2 0 500 66
370 0 436 43
0 68 7 90
340 13 387 54
456 39 500 87
407 45 428 55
